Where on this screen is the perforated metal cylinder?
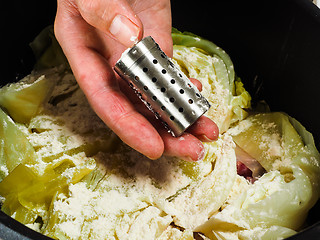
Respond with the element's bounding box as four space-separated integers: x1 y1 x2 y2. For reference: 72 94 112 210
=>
114 36 211 136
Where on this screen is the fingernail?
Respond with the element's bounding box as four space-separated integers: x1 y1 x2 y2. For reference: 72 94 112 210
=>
181 146 205 162
198 134 214 142
109 15 140 47
180 156 195 162
146 155 158 161
197 147 206 161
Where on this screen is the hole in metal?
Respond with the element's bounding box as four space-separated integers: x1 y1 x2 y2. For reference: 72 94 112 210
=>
144 86 148 91
171 79 175 84
153 59 158 64
188 99 194 104
135 76 140 80
152 77 157 82
161 87 166 92
152 96 157 101
170 116 175 121
162 69 167 74
143 67 148 72
169 97 175 103
161 106 166 111
196 93 201 98
179 89 184 94
179 107 184 112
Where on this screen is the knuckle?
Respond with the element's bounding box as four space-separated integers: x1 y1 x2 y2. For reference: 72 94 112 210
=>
77 0 100 15
87 86 132 127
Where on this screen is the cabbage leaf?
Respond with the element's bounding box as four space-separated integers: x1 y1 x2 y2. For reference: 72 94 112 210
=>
0 108 38 180
172 31 251 132
196 112 320 239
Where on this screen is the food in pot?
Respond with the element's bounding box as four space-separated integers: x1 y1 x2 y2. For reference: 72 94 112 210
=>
0 27 319 240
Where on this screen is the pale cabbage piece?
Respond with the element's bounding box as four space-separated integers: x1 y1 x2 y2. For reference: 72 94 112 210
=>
229 113 299 172
44 181 152 240
237 226 297 240
230 113 320 189
115 206 172 240
41 146 217 239
172 46 251 133
196 169 310 239
0 108 38 180
87 148 215 201
27 114 116 160
158 228 209 240
210 225 296 240
288 115 320 203
0 152 96 227
157 226 194 240
22 72 117 160
0 68 225 239
171 30 235 89
230 79 251 124
0 70 57 123
220 175 250 210
196 112 320 239
162 134 237 229
1 28 319 240
0 164 39 225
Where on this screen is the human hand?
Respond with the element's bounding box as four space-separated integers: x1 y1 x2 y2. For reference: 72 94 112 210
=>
54 0 219 161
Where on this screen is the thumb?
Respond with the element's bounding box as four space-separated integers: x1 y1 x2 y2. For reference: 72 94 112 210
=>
75 0 143 47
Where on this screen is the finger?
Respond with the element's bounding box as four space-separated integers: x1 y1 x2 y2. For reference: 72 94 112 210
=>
132 0 172 57
136 106 207 162
135 96 219 143
138 101 219 144
187 116 219 142
187 78 219 141
161 130 206 162
75 0 143 47
127 76 218 143
190 78 203 91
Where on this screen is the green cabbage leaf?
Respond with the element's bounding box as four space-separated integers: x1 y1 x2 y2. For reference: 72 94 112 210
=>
0 73 55 123
0 108 38 181
30 25 68 70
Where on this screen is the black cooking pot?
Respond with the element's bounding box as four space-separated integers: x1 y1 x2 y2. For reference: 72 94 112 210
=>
1 0 320 239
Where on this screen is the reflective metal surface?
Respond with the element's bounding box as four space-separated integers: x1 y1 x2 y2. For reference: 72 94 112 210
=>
115 36 210 136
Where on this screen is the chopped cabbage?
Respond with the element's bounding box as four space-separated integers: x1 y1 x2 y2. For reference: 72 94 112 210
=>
196 113 320 239
0 108 38 181
0 27 319 240
162 135 237 229
0 73 54 123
